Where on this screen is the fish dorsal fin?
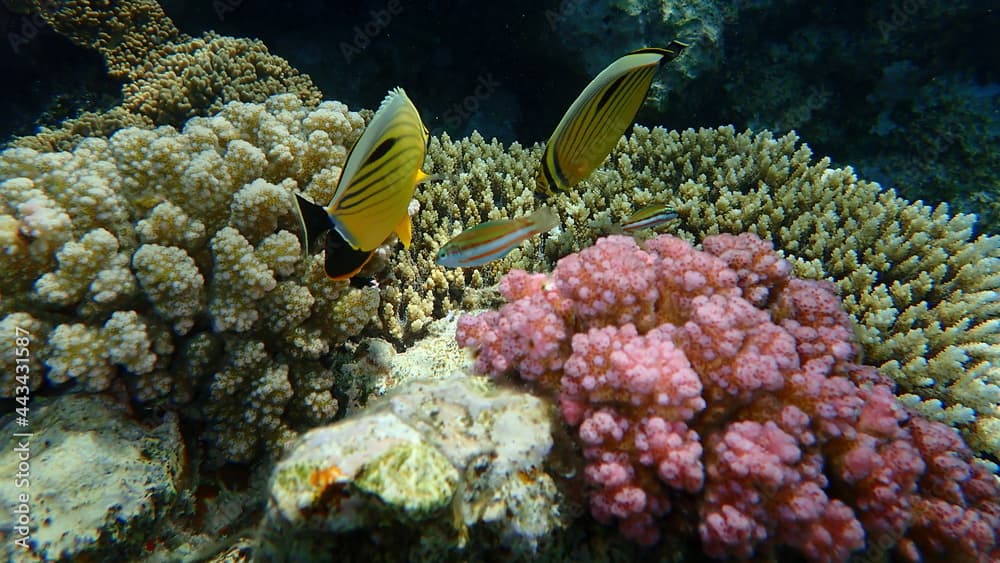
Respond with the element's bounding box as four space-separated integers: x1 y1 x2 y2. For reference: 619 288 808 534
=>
378 87 407 113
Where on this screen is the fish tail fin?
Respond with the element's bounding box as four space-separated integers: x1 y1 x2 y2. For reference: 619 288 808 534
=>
631 40 689 65
292 193 334 256
529 206 560 233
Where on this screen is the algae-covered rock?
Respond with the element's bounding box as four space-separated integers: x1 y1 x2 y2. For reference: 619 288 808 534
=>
354 441 459 521
0 394 183 562
260 375 562 562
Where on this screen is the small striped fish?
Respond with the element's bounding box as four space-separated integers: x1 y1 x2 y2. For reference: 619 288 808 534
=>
293 87 431 280
620 204 679 233
436 207 559 268
535 41 688 198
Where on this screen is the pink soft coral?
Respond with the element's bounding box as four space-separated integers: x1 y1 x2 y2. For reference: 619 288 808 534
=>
456 233 1000 562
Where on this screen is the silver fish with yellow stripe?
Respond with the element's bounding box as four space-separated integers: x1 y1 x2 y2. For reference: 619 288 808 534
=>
436 207 559 268
293 87 432 280
620 203 679 233
535 41 688 197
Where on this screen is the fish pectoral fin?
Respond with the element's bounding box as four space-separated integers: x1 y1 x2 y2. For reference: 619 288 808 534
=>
293 193 334 256
395 214 413 248
415 170 440 185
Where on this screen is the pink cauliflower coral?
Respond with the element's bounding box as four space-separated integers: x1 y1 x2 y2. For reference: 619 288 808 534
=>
456 233 1000 562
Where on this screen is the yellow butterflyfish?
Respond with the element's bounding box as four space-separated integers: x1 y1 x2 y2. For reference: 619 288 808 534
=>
535 41 688 197
293 87 432 280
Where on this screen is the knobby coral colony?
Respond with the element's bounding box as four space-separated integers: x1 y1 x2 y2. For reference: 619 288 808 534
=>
456 234 1000 561
0 95 375 464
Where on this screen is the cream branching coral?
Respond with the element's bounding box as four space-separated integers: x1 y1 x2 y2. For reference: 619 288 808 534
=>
0 94 367 463
407 126 999 463
3 90 996 466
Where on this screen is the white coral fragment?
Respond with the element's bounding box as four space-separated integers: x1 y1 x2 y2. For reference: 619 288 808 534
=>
103 310 156 375
34 228 120 306
133 244 205 334
208 227 276 332
136 201 206 248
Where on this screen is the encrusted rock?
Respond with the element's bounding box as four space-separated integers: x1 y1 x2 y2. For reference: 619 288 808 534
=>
0 394 183 562
260 375 562 561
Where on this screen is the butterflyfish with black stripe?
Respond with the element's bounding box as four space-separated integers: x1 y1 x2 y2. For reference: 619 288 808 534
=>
535 41 688 198
292 87 433 280
436 207 560 268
